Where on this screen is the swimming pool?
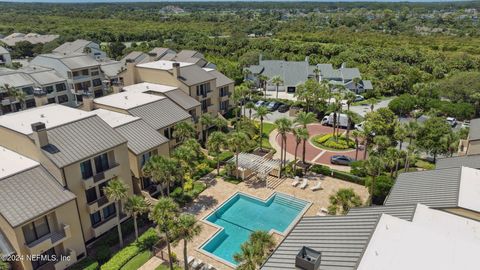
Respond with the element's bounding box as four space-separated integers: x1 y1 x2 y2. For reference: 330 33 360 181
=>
200 192 310 266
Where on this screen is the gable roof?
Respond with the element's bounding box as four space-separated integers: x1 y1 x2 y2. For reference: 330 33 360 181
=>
384 167 462 208
128 98 191 130
36 115 127 168
34 53 100 70
177 64 215 86
161 89 200 110
468 118 480 141
53 39 92 54
149 47 173 58
0 165 75 227
340 68 361 81
436 155 480 169
207 69 234 87
115 119 169 155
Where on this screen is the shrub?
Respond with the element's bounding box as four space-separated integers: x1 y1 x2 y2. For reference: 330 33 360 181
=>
323 140 349 149
218 151 234 163
69 257 99 270
100 228 158 270
315 134 332 144
350 160 367 177
195 162 213 178
310 165 365 185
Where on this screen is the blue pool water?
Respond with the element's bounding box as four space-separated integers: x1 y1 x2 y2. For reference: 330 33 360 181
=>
201 193 308 265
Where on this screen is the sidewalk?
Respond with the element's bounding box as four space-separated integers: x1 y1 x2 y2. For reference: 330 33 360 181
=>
139 256 164 270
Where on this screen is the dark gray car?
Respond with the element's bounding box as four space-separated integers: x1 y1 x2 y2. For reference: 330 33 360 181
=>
330 155 354 165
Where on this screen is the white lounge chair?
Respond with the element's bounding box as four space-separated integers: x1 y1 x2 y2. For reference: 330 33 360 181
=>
299 178 308 189
310 181 322 191
206 264 215 270
192 259 204 270
292 176 300 187
187 256 195 266
317 207 329 216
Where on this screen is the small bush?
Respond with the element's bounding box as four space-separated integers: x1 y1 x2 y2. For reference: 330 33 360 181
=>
69 257 99 270
315 134 332 144
350 160 367 177
218 151 234 163
310 165 365 185
195 163 213 178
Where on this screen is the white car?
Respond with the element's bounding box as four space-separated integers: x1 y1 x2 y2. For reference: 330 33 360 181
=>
355 121 365 132
446 117 457 127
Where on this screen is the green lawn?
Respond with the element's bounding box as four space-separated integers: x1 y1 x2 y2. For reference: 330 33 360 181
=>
155 264 182 270
259 122 277 149
121 250 152 270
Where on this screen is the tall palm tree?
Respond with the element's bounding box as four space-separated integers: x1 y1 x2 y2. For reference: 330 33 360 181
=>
258 74 269 98
232 85 248 129
253 106 271 151
394 123 408 150
173 140 198 180
227 131 250 179
274 118 293 173
245 101 255 119
365 156 384 205
373 135 391 155
271 76 283 99
103 178 128 247
14 90 27 111
207 131 227 174
174 214 202 270
352 130 361 160
234 230 275 270
125 195 148 241
344 91 357 141
142 155 177 196
385 147 400 177
200 113 215 143
295 111 316 163
292 128 309 171
329 94 342 140
173 121 196 143
150 197 179 270
313 66 321 82
327 188 362 215
405 121 418 145
352 77 362 94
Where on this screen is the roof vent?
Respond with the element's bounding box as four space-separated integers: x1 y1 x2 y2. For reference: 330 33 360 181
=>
40 113 45 118
296 246 321 270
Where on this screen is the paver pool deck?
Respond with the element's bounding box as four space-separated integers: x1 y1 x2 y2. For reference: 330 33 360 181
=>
167 174 368 270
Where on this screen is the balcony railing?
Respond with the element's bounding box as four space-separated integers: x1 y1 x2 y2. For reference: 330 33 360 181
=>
92 212 128 238
54 248 77 270
25 224 71 255
83 163 120 190
87 196 110 213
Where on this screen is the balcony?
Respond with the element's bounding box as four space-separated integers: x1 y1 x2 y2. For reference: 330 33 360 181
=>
54 248 77 270
92 213 128 238
26 224 71 255
87 196 110 213
33 88 47 97
83 163 120 190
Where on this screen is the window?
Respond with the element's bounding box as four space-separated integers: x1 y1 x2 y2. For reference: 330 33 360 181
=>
22 217 50 244
25 99 36 108
85 187 97 204
220 86 229 97
220 100 229 111
94 90 103 98
55 83 66 92
141 151 152 167
164 128 171 139
44 85 54 94
22 87 33 95
103 203 116 219
31 247 55 270
47 98 56 104
58 95 68 104
82 69 89 76
80 160 93 179
196 83 210 97
90 211 101 226
98 180 109 198
94 153 109 173
92 78 102 87
201 100 208 113
91 71 100 76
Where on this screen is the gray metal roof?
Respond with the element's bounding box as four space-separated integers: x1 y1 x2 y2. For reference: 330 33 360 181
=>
128 98 191 130
121 51 149 65
100 60 123 78
37 53 99 70
362 80 373 90
26 69 65 85
0 72 34 88
149 47 173 58
53 39 92 54
436 155 480 169
262 214 380 270
246 65 264 74
468 118 480 141
384 167 461 208
340 68 361 81
177 64 215 86
114 119 169 155
262 204 419 270
0 166 75 227
208 69 234 87
260 60 311 87
0 46 8 54
36 115 127 168
316 64 340 79
161 89 200 110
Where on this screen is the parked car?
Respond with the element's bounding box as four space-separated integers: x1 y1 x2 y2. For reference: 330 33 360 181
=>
254 100 265 108
355 121 365 132
266 102 282 111
354 95 365 102
278 104 290 113
321 113 349 128
330 155 354 165
462 120 470 129
446 117 457 127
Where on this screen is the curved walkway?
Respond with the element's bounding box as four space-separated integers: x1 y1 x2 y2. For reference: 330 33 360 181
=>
270 123 365 170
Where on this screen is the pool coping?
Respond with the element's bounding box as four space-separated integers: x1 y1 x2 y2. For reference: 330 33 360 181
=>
197 191 312 268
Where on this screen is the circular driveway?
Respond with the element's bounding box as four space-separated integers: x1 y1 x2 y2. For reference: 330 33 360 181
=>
274 123 365 166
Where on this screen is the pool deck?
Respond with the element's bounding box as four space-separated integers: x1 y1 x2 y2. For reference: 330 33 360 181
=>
169 173 369 270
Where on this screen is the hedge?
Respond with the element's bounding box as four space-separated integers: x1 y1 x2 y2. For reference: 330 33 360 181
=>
310 165 365 185
315 134 332 144
100 228 158 270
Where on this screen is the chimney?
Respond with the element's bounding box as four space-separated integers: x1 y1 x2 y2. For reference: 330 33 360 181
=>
295 246 321 270
31 122 49 148
124 59 136 85
33 87 48 107
172 62 181 78
82 93 95 111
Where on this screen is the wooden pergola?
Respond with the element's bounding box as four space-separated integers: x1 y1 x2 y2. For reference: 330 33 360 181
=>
229 152 282 181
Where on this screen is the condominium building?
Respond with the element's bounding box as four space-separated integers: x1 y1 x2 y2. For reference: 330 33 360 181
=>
31 53 106 103
0 146 86 270
53 40 107 60
0 104 133 243
120 59 233 117
0 66 73 115
91 91 192 149
88 109 170 197
0 47 11 66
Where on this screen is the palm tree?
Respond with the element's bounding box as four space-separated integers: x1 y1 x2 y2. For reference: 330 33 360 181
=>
232 85 248 128
313 66 321 82
227 131 250 179
373 135 391 155
274 117 293 173
352 130 361 160
253 106 271 151
271 76 283 99
142 155 177 196
352 77 362 94
294 111 316 163
200 113 215 143
14 90 27 110
344 91 357 141
365 156 384 205
258 74 269 98
207 131 227 174
150 198 179 270
174 214 202 270
405 121 418 145
245 101 255 119
329 94 342 140
173 121 196 143
125 195 148 241
394 123 408 150
385 147 400 177
234 230 275 269
103 178 128 247
173 140 198 180
327 188 362 215
292 128 309 171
